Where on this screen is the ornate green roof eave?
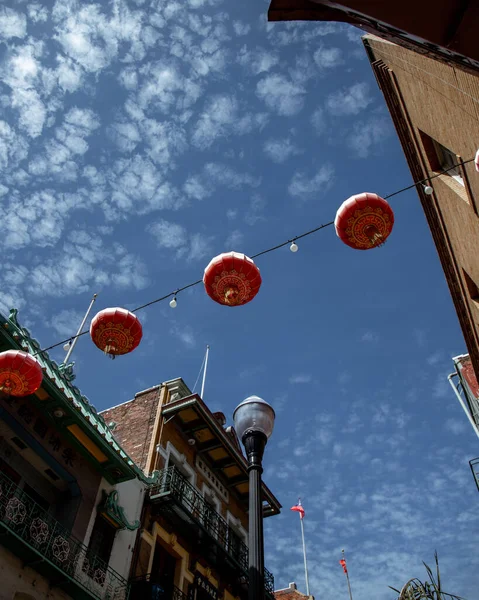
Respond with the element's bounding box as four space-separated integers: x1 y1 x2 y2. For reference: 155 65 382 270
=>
98 490 140 531
0 308 156 485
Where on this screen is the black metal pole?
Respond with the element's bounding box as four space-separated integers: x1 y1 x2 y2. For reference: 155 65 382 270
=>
243 430 267 600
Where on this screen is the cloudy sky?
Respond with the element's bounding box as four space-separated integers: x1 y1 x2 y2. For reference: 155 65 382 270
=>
1 1 478 598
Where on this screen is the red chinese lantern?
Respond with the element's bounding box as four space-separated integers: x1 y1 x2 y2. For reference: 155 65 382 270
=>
475 148 479 172
203 252 262 306
335 192 394 250
90 308 142 358
0 350 43 397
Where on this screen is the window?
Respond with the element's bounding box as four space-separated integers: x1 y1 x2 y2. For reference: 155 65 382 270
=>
419 131 465 186
11 436 28 451
464 270 479 305
431 139 464 186
87 514 116 566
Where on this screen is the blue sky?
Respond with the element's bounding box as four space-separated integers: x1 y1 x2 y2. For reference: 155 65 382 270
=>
1 1 478 598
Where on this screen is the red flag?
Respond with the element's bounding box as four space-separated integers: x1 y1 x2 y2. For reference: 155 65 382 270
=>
290 498 305 520
339 558 347 574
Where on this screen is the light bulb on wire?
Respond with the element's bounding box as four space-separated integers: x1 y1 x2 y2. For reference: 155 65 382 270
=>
423 184 434 195
63 340 72 352
290 241 299 253
169 296 177 308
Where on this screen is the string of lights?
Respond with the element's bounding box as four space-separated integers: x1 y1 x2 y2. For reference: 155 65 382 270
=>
35 156 476 357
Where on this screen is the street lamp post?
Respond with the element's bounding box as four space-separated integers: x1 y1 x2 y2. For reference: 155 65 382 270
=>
233 396 275 600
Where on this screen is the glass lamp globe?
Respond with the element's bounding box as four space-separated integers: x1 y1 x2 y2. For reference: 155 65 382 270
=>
233 395 275 441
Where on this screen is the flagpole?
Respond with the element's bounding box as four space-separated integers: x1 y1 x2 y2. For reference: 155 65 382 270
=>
300 514 310 596
342 549 353 600
63 293 98 364
200 344 210 400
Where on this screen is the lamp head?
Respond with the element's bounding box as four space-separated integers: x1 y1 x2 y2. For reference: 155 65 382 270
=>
233 395 275 442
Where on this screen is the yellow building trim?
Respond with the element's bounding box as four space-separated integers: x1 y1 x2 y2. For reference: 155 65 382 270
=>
151 521 194 593
140 529 154 546
34 387 49 400
66 424 108 463
195 563 219 589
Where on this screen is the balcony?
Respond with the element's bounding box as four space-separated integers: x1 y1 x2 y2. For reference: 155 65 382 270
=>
470 457 479 491
0 471 129 600
149 467 274 596
129 575 187 600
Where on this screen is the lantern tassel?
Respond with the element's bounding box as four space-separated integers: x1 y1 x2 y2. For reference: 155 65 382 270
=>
104 342 117 360
224 286 240 305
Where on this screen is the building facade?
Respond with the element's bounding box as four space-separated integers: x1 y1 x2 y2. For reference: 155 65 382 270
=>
0 308 147 600
361 35 479 381
266 0 479 74
274 582 314 600
449 354 479 492
101 379 282 600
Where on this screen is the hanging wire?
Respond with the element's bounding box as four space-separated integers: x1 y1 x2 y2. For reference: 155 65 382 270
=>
32 156 476 357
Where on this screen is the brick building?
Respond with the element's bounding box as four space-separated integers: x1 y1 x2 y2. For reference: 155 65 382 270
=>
274 582 314 599
101 379 282 600
266 0 479 74
361 35 479 381
0 308 147 600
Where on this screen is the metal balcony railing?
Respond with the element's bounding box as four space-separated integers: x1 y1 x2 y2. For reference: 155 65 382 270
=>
469 457 479 492
149 466 275 594
129 575 187 600
0 471 129 600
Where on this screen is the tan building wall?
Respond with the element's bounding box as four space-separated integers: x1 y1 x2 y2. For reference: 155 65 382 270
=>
363 36 479 379
102 380 280 600
102 384 254 598
0 545 73 600
102 386 250 532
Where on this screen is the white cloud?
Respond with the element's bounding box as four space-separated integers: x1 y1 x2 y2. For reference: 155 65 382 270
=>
50 309 85 337
225 230 244 249
263 138 300 163
326 82 372 116
54 2 144 74
314 46 343 69
188 233 213 261
233 21 251 36
109 155 179 215
148 220 188 250
432 374 450 399
147 219 213 261
348 117 391 158
191 95 266 149
289 374 312 384
245 194 267 226
256 74 305 116
238 46 279 75
0 7 27 39
0 120 29 170
27 4 49 24
6 231 150 299
203 162 261 189
171 324 196 348
311 107 324 135
288 164 335 200
362 331 379 343
427 351 443 366
444 418 467 435
12 88 47 139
